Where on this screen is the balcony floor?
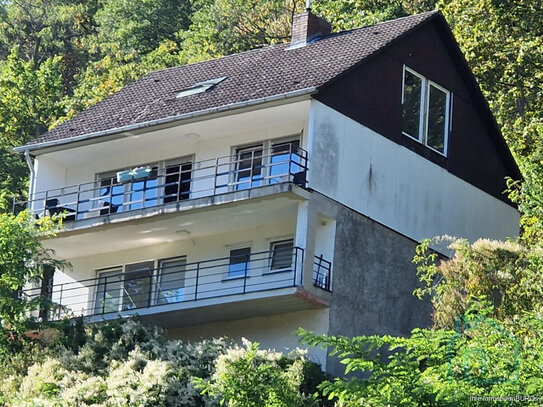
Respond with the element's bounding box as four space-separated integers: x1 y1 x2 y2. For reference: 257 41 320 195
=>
87 286 328 329
43 183 310 259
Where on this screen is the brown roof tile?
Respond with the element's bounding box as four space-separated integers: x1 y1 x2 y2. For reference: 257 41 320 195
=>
25 11 438 148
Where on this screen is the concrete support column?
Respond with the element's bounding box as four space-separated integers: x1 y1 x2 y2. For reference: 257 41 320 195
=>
295 200 317 288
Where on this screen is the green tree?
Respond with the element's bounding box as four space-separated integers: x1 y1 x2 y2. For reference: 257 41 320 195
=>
300 305 543 406
0 50 65 210
94 0 191 54
179 0 303 63
312 0 436 31
413 238 543 328
0 212 65 338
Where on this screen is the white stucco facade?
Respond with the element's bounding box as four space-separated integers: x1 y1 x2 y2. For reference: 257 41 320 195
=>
307 101 519 251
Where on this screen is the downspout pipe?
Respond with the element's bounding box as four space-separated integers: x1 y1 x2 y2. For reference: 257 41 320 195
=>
24 148 35 178
24 148 36 211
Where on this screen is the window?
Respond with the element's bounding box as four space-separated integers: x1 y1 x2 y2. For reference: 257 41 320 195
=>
234 138 301 190
128 167 159 210
235 145 264 190
94 261 153 313
94 268 123 314
156 257 186 304
98 175 124 215
402 66 451 155
269 140 301 184
176 77 227 99
164 162 192 203
228 247 251 278
270 239 294 271
96 157 192 213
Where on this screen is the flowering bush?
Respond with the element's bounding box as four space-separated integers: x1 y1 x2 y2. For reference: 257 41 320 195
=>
196 338 325 407
2 319 226 406
1 319 328 406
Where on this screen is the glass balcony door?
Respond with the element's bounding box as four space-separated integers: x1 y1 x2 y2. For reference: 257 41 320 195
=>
234 139 300 190
156 257 187 304
94 261 154 313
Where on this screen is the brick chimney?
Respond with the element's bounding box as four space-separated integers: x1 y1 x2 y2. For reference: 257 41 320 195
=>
290 9 332 47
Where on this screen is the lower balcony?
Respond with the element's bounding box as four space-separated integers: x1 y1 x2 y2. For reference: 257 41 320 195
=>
24 248 332 328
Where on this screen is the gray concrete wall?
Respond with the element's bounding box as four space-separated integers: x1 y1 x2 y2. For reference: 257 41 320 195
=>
326 204 432 376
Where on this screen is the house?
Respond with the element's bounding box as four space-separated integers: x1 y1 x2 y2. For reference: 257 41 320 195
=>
15 9 520 375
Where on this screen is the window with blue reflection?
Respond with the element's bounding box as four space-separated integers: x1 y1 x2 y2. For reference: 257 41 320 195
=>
228 247 251 278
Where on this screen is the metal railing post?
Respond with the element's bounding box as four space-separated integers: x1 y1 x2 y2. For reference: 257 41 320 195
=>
108 182 114 213
75 184 81 219
101 276 107 314
243 260 248 294
147 273 153 308
58 283 64 320
214 157 219 195
44 190 49 216
194 262 200 300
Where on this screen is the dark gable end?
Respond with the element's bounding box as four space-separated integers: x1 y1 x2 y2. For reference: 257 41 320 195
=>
314 13 520 207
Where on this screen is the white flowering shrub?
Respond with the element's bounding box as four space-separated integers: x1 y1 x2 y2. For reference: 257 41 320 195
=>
2 318 225 406
196 338 324 407
1 319 329 406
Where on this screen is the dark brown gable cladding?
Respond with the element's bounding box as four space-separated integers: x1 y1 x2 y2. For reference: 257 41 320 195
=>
314 16 519 207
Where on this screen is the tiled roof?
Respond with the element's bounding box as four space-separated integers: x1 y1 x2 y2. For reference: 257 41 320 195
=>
25 11 438 148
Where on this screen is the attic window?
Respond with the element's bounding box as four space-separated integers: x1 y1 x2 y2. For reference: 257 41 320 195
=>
401 66 451 156
175 76 226 98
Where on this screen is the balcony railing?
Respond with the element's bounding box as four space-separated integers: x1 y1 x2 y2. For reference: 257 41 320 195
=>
14 146 308 220
313 255 332 292
23 249 331 322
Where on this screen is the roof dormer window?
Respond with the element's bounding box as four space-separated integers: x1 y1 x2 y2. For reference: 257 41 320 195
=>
175 76 227 99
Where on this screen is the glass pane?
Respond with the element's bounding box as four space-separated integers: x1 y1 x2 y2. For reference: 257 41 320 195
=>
130 168 158 210
401 70 423 139
94 269 122 314
99 177 123 214
426 84 448 154
270 141 300 184
229 248 251 278
270 241 294 270
235 146 263 190
164 162 192 203
157 258 186 304
122 262 153 310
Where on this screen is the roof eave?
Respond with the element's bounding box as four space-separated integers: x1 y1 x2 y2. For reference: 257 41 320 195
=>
16 87 318 154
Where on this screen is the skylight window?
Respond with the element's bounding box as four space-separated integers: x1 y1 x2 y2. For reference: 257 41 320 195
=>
175 76 227 99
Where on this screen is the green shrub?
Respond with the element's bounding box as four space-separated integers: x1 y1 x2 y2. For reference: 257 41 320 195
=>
195 338 325 407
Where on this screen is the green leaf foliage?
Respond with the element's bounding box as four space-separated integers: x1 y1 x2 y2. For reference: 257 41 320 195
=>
414 238 543 328
299 305 543 406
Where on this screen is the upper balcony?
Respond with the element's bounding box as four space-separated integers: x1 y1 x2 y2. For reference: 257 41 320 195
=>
15 144 308 231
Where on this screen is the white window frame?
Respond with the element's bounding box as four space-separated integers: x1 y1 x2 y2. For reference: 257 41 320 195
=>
267 238 295 274
401 65 451 157
156 256 187 305
401 66 426 143
230 136 301 191
93 260 155 314
226 245 252 280
95 155 193 212
93 255 189 313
